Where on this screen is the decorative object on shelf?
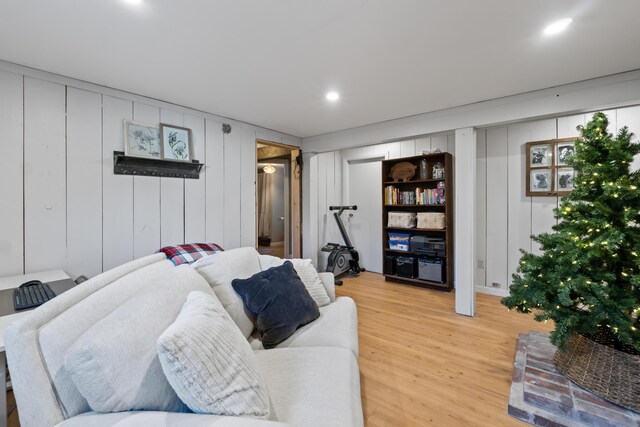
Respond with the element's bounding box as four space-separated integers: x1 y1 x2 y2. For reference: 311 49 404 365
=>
502 112 640 411
222 123 232 134
421 148 441 155
160 123 192 162
113 151 204 179
125 120 161 159
432 162 445 179
525 137 577 196
382 152 453 291
263 164 276 174
388 161 416 182
419 158 428 180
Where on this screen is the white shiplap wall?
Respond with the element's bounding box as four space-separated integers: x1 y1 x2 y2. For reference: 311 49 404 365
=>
475 106 640 295
310 134 455 271
0 66 300 279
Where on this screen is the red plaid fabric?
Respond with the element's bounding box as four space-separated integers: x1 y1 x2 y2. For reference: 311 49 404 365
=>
158 243 224 266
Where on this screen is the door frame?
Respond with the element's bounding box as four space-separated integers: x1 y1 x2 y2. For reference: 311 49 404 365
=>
255 139 302 258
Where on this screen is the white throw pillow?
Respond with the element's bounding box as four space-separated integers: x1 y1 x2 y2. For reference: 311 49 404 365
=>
193 247 262 338
65 265 211 413
157 291 271 418
259 256 331 307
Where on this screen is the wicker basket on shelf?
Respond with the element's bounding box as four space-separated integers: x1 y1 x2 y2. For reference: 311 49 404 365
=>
553 329 640 412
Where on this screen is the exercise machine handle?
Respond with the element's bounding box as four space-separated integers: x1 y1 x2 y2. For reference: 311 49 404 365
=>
329 205 357 211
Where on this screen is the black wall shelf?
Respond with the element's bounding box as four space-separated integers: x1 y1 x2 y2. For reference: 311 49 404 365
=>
113 151 204 179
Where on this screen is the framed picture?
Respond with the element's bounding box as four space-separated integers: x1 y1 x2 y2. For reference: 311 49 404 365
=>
530 169 552 193
556 168 575 192
556 142 575 165
125 121 161 158
525 137 577 196
160 124 192 162
529 144 552 167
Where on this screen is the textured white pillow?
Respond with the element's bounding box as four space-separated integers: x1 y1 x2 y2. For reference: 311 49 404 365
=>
193 247 262 338
157 291 271 418
65 265 211 413
259 256 331 307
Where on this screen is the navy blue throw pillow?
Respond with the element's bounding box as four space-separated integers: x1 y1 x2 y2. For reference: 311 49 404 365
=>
232 261 320 349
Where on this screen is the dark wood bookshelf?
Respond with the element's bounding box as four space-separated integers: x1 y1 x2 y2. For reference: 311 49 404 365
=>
382 152 454 292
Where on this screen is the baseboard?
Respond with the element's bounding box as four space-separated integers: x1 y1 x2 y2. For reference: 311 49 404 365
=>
476 285 509 297
270 241 284 246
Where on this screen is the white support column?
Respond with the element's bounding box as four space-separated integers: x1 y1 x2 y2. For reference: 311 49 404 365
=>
302 152 319 265
454 127 476 316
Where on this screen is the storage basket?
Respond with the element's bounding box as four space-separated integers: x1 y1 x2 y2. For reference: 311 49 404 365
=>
417 212 445 229
388 240 410 252
554 329 640 412
388 212 416 228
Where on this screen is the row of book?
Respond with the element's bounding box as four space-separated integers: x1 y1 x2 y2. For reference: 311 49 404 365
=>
385 182 445 205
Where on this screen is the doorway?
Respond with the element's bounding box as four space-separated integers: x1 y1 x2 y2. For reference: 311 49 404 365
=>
256 140 301 259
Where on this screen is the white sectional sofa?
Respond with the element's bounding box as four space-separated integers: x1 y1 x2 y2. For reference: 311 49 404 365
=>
5 249 363 427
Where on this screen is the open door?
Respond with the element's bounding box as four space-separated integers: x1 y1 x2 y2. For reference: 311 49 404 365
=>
256 140 301 258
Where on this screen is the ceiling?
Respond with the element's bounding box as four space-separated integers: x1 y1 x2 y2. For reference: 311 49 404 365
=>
1 1 640 138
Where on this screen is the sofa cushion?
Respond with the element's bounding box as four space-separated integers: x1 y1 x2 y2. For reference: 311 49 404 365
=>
56 411 290 427
232 262 320 349
157 291 271 418
193 247 262 338
158 243 224 266
64 265 212 413
259 256 330 307
255 347 364 427
249 297 359 357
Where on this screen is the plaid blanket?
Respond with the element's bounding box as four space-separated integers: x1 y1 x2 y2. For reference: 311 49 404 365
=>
158 243 224 266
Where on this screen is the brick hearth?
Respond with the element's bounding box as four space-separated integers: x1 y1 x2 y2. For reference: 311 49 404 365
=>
508 332 639 427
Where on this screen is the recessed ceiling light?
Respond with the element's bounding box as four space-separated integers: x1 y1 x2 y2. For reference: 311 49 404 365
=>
123 0 143 5
543 18 572 36
326 91 340 101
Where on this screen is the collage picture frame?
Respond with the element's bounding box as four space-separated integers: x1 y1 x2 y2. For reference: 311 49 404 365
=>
525 137 576 196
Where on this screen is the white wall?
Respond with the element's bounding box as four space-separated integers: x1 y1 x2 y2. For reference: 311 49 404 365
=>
308 134 455 271
476 106 640 296
0 63 300 280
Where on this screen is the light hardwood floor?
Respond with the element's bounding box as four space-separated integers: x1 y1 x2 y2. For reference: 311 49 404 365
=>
337 272 553 427
6 271 550 427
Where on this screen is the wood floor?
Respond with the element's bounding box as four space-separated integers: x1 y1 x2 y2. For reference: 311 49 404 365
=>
6 271 550 427
337 272 553 427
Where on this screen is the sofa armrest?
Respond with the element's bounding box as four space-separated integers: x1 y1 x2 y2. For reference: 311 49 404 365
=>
56 411 291 427
318 272 336 302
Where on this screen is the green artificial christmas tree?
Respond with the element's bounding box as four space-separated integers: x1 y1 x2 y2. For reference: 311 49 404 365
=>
502 112 640 353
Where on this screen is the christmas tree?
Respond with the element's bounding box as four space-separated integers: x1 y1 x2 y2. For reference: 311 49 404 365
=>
502 112 640 353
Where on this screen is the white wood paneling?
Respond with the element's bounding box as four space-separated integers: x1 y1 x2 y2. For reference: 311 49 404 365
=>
475 130 487 287
414 137 430 154
205 119 225 246
223 127 241 249
485 126 509 290
0 70 24 276
447 133 456 155
132 103 161 258
159 109 185 247
529 120 557 254
102 95 134 271
616 106 640 172
23 77 66 273
240 126 257 248
454 127 476 316
557 114 584 139
184 114 206 243
431 134 448 153
66 88 102 278
399 140 415 157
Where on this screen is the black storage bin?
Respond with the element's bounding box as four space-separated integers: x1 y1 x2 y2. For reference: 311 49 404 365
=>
384 255 397 275
395 256 416 278
418 257 445 283
410 236 446 257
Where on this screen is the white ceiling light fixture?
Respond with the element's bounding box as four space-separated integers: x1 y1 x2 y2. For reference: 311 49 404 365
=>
326 91 340 102
543 18 573 36
123 0 143 6
263 164 276 174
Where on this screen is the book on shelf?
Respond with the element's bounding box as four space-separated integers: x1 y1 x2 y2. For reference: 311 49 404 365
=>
384 181 445 205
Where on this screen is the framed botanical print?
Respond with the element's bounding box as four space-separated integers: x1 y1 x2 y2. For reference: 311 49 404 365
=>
525 137 577 196
160 123 193 162
125 121 161 159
